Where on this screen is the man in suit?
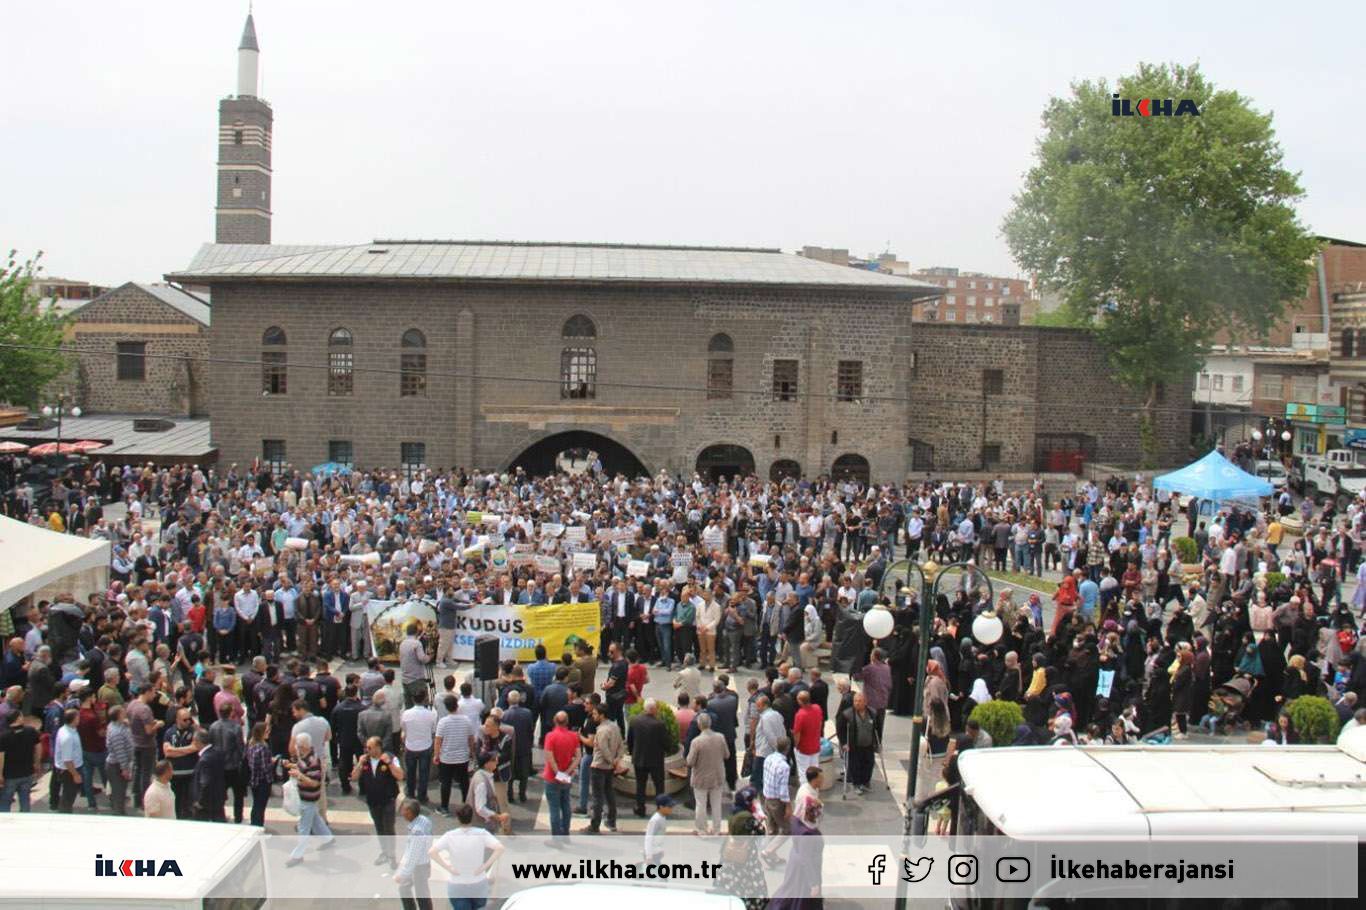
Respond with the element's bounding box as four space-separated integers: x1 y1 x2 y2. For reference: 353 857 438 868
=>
707 677 740 789
607 579 636 654
685 712 730 836
502 689 535 803
191 729 227 822
352 735 404 869
626 698 668 818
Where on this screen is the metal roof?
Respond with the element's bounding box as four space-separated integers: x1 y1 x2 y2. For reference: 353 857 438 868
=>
1 415 214 460
185 242 344 271
170 241 944 294
134 283 211 326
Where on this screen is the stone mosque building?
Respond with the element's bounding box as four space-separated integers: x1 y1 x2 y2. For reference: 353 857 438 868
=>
167 14 1188 481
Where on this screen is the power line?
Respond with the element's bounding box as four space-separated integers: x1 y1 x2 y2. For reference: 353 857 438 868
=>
0 340 1225 419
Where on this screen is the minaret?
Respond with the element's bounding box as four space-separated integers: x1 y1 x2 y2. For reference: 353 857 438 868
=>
215 11 272 244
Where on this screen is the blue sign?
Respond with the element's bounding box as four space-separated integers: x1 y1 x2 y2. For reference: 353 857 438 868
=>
1345 428 1366 450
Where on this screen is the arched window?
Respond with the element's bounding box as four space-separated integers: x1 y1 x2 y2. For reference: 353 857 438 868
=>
769 459 801 482
561 347 596 399
562 314 597 339
707 333 734 400
400 329 426 397
261 326 287 394
1345 328 1358 360
328 327 354 396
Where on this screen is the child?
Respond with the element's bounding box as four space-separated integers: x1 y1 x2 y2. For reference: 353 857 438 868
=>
643 794 675 865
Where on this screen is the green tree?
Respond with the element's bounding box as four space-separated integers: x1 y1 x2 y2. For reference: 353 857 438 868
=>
1002 63 1318 466
0 250 71 407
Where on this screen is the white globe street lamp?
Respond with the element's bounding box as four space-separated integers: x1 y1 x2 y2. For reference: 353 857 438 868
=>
863 606 894 640
971 610 1004 646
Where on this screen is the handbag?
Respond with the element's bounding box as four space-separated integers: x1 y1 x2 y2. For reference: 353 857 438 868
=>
282 778 302 816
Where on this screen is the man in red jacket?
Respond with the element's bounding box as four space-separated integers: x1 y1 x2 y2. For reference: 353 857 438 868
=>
791 690 823 778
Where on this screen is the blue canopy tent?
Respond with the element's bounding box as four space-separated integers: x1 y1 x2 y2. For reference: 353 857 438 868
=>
1153 449 1273 504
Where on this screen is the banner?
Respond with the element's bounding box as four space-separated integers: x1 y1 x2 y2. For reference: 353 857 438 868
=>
366 600 599 663
448 601 600 662
365 598 438 663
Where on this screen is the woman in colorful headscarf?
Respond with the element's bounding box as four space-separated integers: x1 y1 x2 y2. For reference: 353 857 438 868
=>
716 786 769 910
923 658 950 730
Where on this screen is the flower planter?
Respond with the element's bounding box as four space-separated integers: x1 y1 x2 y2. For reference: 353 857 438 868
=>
613 748 689 797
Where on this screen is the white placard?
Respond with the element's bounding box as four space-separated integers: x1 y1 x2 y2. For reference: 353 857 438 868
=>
626 559 650 578
564 526 588 545
572 551 597 572
540 523 565 539
534 555 562 574
671 551 692 568
671 565 689 583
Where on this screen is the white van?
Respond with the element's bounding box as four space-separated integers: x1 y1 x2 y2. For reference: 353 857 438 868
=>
955 727 1366 839
0 814 267 910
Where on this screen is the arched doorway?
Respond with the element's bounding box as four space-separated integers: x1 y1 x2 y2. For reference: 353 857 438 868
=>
769 459 801 482
831 453 870 485
507 431 649 478
696 444 755 483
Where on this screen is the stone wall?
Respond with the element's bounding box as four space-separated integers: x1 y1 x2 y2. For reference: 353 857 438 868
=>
205 281 917 478
908 324 1189 472
58 283 209 416
205 283 1189 479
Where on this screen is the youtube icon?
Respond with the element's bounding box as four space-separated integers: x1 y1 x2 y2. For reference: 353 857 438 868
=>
996 857 1031 883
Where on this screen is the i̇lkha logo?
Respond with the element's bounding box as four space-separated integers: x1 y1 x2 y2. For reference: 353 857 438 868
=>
1111 94 1200 117
95 854 183 877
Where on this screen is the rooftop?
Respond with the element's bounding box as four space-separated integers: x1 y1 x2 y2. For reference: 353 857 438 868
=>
1 415 213 460
170 241 944 294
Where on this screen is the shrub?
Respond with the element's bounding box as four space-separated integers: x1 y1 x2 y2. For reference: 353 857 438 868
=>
1263 571 1287 593
626 699 680 755
1170 536 1199 564
968 699 1025 748
1285 695 1339 744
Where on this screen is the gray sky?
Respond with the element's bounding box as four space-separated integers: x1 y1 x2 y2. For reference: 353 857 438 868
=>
4 1 1362 286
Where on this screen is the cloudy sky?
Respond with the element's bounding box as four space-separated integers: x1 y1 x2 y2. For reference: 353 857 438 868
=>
4 1 1362 286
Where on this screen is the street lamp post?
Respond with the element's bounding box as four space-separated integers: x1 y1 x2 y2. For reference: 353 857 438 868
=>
41 394 81 453
883 559 995 910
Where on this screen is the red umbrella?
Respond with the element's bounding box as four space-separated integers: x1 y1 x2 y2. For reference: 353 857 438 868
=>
28 442 82 456
70 439 106 452
0 441 28 454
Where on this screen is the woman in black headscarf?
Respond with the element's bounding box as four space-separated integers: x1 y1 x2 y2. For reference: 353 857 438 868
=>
886 600 919 717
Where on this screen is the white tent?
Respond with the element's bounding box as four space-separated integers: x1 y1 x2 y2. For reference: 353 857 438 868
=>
0 514 110 608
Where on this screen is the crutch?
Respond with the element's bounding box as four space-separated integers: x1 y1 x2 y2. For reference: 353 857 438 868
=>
872 725 893 794
840 745 850 800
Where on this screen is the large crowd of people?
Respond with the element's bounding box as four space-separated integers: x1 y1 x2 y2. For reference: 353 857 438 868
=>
3 453 1366 907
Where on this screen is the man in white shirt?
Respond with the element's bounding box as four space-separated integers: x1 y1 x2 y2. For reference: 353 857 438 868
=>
428 804 504 905
53 708 84 813
400 689 438 803
234 583 261 659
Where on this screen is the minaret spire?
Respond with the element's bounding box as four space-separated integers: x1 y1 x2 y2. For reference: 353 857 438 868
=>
237 11 260 97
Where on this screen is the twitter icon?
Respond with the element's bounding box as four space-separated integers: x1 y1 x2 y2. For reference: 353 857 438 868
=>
903 857 934 883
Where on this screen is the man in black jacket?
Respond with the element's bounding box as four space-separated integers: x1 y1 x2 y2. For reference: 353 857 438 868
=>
626 698 668 818
332 685 365 795
207 702 246 823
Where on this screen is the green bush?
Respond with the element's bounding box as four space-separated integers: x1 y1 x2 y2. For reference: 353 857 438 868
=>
627 699 680 755
1285 695 1339 744
968 700 1025 748
1263 571 1287 592
1170 536 1199 564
